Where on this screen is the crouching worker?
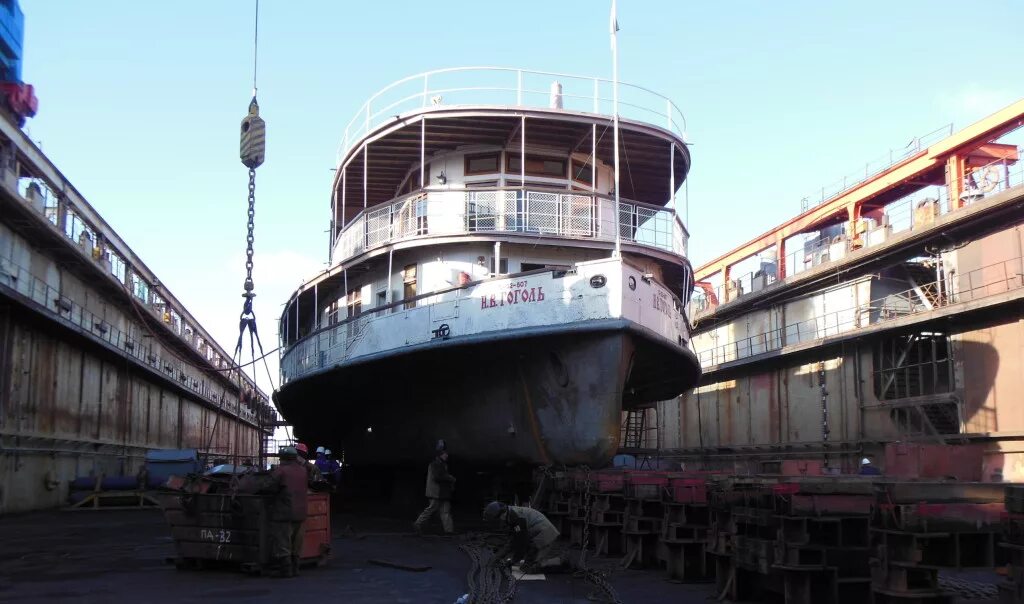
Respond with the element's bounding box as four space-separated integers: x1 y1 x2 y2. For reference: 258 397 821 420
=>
269 445 308 577
482 501 566 573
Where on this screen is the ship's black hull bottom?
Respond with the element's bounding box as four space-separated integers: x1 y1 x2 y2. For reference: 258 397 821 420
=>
274 323 700 467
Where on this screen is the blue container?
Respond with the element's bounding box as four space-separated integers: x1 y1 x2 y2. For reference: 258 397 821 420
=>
145 448 201 487
0 1 23 82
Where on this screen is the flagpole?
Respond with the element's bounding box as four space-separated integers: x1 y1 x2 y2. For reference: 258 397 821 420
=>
611 0 622 259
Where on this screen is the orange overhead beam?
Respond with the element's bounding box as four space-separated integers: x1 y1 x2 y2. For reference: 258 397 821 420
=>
695 98 1024 282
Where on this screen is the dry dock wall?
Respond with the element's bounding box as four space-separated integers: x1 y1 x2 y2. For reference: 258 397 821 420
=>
662 227 1024 480
0 218 266 513
0 130 272 514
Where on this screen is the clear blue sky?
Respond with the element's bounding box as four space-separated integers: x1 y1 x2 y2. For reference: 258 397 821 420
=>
23 1 1024 393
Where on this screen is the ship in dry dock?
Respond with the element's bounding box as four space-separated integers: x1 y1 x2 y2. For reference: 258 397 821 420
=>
274 68 699 467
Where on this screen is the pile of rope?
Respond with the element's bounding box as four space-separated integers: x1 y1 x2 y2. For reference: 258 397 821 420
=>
458 535 517 604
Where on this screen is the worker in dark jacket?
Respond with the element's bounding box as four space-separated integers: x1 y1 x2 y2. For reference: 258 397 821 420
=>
413 441 456 535
270 446 308 577
483 501 564 573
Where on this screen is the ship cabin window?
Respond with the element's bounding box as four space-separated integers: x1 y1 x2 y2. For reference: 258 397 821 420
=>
465 180 498 189
489 257 509 275
326 301 340 325
465 153 501 175
376 291 387 307
403 264 417 310
571 159 594 187
346 288 362 318
507 154 567 178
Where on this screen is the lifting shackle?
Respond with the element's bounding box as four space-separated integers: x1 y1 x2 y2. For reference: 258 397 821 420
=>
240 97 266 169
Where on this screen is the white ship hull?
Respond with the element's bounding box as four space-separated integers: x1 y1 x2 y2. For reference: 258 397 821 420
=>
276 257 699 466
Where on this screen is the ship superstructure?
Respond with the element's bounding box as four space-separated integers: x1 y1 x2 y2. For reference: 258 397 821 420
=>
275 68 700 466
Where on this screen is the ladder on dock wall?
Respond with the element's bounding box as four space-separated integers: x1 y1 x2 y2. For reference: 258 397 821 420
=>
622 407 660 450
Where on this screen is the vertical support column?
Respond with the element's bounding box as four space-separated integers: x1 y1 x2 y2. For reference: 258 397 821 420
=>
591 124 598 239
281 308 287 347
329 190 337 264
420 118 426 188
520 116 526 184
519 116 526 233
846 202 861 249
721 264 731 302
776 234 787 279
56 192 69 233
341 168 347 229
386 248 394 306
946 154 966 210
363 144 368 209
313 282 319 331
669 142 676 213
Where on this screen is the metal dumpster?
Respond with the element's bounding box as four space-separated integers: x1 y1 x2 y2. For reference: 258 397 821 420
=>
161 491 330 573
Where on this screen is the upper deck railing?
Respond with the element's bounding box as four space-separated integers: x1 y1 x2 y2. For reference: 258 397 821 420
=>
0 105 271 413
333 187 688 265
337 66 688 164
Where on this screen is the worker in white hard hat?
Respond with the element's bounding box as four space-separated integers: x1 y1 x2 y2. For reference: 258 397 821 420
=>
859 457 881 476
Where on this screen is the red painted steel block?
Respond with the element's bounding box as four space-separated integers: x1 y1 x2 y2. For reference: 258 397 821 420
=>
625 470 668 499
780 459 824 476
668 477 708 503
595 469 625 493
884 443 985 480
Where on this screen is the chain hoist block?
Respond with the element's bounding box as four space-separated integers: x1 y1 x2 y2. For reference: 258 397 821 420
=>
240 97 265 169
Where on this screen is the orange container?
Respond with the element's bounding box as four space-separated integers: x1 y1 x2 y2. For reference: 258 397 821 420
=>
301 492 331 562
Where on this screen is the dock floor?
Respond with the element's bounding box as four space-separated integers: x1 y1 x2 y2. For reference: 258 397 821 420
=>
0 509 716 603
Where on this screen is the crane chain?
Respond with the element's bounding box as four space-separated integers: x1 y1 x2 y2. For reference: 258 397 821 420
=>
244 167 256 293
578 465 593 570
573 465 623 604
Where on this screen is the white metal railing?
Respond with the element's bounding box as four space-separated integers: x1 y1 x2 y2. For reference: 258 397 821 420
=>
694 253 1024 369
335 188 687 263
337 67 687 163
693 153 1024 312
5 131 269 406
0 249 274 427
799 124 953 213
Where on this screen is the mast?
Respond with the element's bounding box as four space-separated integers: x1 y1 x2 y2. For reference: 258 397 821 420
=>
611 0 622 258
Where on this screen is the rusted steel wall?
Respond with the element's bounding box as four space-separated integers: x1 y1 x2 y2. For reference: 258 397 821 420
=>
0 311 263 514
667 227 1024 479
0 223 264 515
